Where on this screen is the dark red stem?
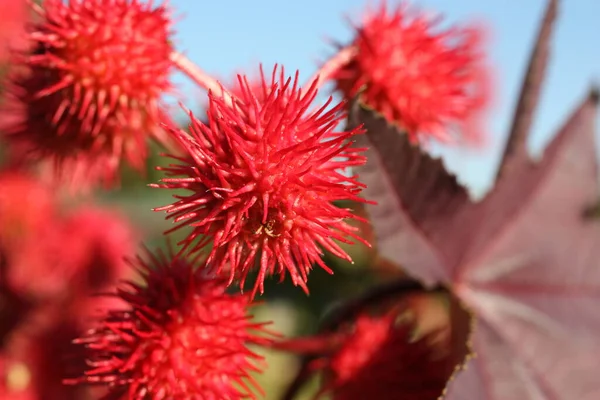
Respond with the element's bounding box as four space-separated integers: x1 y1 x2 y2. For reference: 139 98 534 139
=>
269 332 344 355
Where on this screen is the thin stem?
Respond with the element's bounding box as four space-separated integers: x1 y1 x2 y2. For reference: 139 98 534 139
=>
319 278 446 332
281 362 313 400
269 332 343 355
305 46 357 91
169 51 235 107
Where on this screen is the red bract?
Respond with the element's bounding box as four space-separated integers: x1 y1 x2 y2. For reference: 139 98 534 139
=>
334 1 490 143
320 313 451 400
66 247 274 399
153 65 369 297
1 0 175 189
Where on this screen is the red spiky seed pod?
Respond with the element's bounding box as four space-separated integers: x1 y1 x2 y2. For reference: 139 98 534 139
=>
152 65 370 297
65 247 274 399
319 312 452 400
1 0 176 189
334 1 490 143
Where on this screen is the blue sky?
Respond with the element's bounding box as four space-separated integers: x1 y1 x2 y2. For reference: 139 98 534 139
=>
167 0 600 197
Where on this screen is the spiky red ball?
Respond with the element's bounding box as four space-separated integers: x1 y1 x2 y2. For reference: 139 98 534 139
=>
1 0 175 188
321 313 452 400
152 65 369 297
334 1 490 143
66 247 274 399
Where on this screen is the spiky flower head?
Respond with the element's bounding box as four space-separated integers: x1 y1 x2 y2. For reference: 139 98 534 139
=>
334 1 490 143
152 65 369 297
319 312 452 400
65 247 274 399
1 0 175 189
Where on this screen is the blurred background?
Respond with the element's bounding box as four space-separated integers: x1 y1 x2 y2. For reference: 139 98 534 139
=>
0 0 599 398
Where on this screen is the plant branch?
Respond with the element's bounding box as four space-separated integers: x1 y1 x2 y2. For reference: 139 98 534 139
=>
305 46 356 91
281 361 313 400
269 332 344 355
319 278 447 332
170 51 235 106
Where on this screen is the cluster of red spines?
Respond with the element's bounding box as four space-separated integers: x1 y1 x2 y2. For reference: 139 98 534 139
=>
66 247 274 399
152 65 369 296
1 0 175 188
334 1 490 143
320 312 451 400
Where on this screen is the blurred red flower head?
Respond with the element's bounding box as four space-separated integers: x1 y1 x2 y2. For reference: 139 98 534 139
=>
334 1 491 144
1 0 176 189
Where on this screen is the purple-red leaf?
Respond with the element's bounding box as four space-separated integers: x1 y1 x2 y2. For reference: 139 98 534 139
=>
354 87 600 399
444 89 600 400
348 100 476 286
346 1 600 398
